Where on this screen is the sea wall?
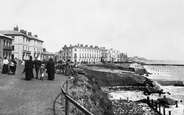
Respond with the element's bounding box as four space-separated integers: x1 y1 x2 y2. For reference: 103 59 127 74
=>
83 68 147 87
153 79 184 86
69 68 158 115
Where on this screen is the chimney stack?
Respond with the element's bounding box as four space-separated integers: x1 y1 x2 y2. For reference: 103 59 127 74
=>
20 29 24 33
14 25 19 31
28 32 32 36
34 35 38 38
24 30 27 35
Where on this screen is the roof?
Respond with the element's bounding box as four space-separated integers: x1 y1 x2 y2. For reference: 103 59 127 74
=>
27 35 44 42
62 45 102 50
0 33 13 40
0 30 44 42
0 30 26 36
42 51 54 55
129 63 145 69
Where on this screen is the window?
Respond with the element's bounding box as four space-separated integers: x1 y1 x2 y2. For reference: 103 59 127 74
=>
12 45 14 50
74 53 77 58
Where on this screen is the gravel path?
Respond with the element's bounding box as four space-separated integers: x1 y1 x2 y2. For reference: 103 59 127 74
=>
0 65 68 115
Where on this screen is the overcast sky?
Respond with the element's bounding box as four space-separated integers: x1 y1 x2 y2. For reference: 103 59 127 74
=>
0 0 184 61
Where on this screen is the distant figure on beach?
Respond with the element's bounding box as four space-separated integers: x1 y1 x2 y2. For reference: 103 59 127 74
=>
2 57 9 74
25 56 34 80
46 58 55 80
33 57 41 79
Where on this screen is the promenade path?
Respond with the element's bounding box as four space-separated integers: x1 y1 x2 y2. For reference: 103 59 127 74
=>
0 65 68 115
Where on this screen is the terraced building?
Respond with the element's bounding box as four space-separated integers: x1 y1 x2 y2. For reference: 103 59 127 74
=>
0 26 44 61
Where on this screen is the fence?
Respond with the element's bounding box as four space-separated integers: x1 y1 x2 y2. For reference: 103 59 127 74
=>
60 79 94 115
147 96 178 115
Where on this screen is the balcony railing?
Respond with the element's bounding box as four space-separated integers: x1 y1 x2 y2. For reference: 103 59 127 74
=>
3 46 13 50
23 50 31 54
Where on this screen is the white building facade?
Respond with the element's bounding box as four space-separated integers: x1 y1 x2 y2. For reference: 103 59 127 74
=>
106 48 120 62
0 26 44 61
62 44 102 63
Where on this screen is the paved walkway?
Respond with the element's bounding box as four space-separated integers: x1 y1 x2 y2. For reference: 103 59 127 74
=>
0 65 68 115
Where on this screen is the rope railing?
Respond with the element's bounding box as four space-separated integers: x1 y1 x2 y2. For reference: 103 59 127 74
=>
60 79 94 115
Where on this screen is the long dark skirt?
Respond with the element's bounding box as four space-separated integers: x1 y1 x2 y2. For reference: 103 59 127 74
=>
14 66 16 74
47 70 55 80
65 65 71 76
2 64 8 74
25 68 34 80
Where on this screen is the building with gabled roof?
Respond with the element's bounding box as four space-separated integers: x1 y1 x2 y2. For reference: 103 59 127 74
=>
0 26 44 61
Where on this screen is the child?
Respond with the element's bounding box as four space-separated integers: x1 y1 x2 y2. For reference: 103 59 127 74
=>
40 64 45 80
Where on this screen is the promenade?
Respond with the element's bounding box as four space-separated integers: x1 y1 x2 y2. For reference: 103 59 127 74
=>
0 65 68 115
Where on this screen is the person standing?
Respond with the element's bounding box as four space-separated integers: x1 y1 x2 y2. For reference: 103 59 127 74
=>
33 57 41 79
46 58 55 80
9 60 15 74
2 57 9 74
25 56 34 80
12 58 17 75
64 59 71 76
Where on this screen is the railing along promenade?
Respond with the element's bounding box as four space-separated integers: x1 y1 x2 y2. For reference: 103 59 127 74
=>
60 79 94 115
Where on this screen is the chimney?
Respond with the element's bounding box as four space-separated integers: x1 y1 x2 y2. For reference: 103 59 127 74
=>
34 35 38 38
20 29 24 33
24 30 27 35
28 32 32 36
70 44 72 47
14 25 19 31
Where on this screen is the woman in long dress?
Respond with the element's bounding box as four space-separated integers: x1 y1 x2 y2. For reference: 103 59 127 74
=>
64 60 72 76
46 58 55 80
2 57 9 74
25 56 34 80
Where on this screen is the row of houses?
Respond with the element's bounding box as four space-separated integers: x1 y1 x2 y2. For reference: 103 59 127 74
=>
0 26 128 64
55 44 128 63
0 26 44 61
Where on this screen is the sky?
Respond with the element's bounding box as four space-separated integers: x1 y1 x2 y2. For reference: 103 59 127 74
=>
0 0 184 61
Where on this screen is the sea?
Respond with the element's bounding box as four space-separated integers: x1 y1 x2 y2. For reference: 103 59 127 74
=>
110 60 184 115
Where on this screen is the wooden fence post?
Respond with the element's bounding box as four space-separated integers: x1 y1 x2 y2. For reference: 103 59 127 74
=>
155 102 157 110
159 104 161 113
163 107 165 115
151 99 154 107
169 111 171 115
147 97 150 105
65 80 69 115
175 101 178 108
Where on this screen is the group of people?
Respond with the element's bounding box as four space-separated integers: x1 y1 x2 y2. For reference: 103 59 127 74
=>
1 57 17 75
24 56 55 81
1 56 76 81
56 59 77 76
